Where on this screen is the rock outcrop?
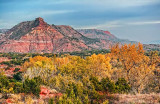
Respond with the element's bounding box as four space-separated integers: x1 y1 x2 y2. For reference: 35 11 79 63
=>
0 17 88 53
40 86 62 99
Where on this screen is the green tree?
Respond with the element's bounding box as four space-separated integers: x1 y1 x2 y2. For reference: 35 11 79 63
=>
23 78 40 97
13 72 22 81
101 77 116 93
13 82 23 93
115 78 130 93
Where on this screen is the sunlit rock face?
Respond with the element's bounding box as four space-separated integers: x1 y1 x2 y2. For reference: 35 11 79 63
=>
0 17 89 53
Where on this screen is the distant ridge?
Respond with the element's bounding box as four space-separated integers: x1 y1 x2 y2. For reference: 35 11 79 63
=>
144 40 160 44
77 29 137 44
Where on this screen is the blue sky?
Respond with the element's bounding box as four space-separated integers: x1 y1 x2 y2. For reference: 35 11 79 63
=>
0 0 160 43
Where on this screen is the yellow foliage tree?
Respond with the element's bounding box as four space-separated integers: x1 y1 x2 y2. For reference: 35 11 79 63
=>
86 54 112 79
23 56 56 84
109 43 156 93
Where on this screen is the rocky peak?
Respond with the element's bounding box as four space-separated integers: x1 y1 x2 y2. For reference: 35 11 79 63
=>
4 17 51 40
104 31 111 35
34 17 48 27
36 17 44 21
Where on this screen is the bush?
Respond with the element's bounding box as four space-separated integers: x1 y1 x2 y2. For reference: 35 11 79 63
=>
13 82 23 93
13 72 22 81
48 98 54 104
101 77 116 93
102 100 109 104
33 76 43 85
89 77 130 94
1 61 12 67
0 75 10 91
11 59 23 65
23 78 40 97
115 78 131 93
90 76 103 91
14 68 20 72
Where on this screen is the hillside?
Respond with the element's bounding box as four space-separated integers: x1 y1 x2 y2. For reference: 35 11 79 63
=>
145 40 160 44
143 44 160 51
0 17 89 53
77 29 137 45
0 17 138 53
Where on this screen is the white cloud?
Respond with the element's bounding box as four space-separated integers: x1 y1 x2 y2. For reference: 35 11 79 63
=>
76 20 160 30
7 10 75 17
2 9 76 21
0 10 76 28
35 10 75 15
127 21 160 25
42 0 73 4
68 0 160 9
75 20 122 30
104 0 159 7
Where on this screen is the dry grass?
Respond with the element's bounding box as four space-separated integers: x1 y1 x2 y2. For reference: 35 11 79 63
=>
110 93 160 104
0 93 159 104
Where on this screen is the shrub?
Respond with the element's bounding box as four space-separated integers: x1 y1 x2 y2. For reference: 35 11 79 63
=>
13 82 23 93
1 61 12 67
0 75 9 91
90 76 103 91
11 59 23 65
13 72 22 81
115 78 131 93
101 77 116 93
23 78 40 97
14 68 20 72
102 100 109 104
48 98 54 104
33 76 43 85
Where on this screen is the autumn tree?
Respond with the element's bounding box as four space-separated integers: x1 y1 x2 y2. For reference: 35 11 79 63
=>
23 56 56 84
148 51 159 65
86 54 112 79
109 43 156 93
